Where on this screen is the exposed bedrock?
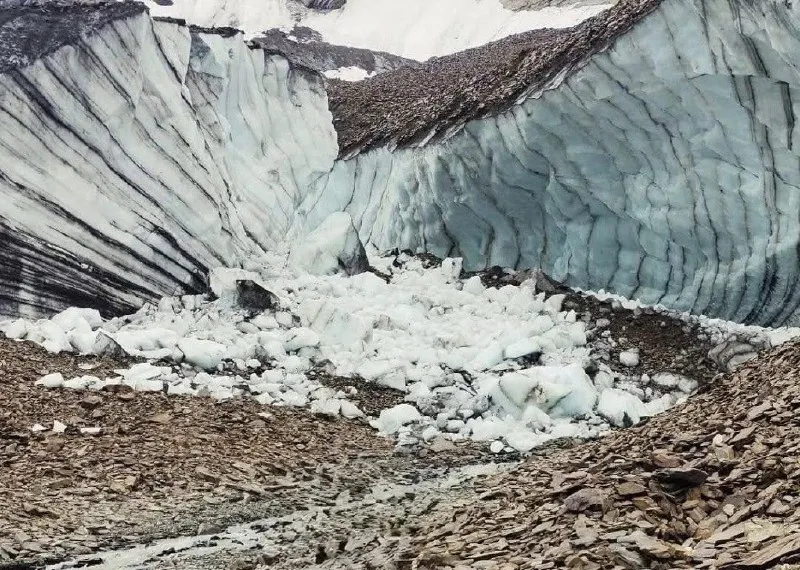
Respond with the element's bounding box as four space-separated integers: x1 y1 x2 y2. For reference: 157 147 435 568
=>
0 4 336 317
300 0 800 326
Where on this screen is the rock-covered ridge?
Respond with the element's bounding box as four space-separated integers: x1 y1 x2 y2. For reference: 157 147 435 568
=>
145 0 612 62
250 27 419 78
328 0 661 157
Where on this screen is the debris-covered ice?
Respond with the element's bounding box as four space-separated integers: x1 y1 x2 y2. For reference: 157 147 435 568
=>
4 220 799 453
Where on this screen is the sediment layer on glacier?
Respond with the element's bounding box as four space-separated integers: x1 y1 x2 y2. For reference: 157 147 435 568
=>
307 0 800 326
250 27 418 78
328 0 660 155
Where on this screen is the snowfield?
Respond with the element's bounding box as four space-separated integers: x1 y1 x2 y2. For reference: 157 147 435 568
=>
146 0 613 60
3 214 798 455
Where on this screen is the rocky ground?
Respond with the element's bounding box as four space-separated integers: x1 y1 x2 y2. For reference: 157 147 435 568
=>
342 339 800 569
0 339 488 568
12 336 800 570
0 264 793 569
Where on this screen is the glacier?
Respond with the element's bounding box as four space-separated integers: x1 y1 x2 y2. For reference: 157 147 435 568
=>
0 3 336 317
301 0 800 326
3 0 800 327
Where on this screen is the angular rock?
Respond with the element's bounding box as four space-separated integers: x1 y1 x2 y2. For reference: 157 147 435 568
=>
732 533 800 569
235 280 279 313
298 0 346 9
653 467 708 488
616 482 647 497
564 488 606 513
92 332 128 359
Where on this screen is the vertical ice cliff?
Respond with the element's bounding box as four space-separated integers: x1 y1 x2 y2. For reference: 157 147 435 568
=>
5 0 800 327
0 3 337 317
299 0 800 326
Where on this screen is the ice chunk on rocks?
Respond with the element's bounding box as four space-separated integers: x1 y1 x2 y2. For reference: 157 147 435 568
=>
441 258 463 281
504 338 540 359
494 365 597 419
619 349 640 367
3 319 29 339
470 343 505 370
279 390 309 407
34 321 71 353
301 300 374 349
178 338 227 370
289 212 369 276
462 275 485 295
119 363 165 391
370 404 422 434
68 330 98 354
283 328 320 352
597 388 649 427
340 400 364 419
36 373 64 388
311 398 341 416
505 430 542 453
51 307 102 331
63 375 100 390
652 373 678 389
544 294 566 313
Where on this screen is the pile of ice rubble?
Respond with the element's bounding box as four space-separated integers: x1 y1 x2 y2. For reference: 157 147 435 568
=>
2 216 798 454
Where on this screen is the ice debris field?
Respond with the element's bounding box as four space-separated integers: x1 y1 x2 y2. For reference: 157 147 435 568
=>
3 214 798 454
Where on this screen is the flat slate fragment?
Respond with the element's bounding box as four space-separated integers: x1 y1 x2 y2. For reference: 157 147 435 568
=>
729 533 800 569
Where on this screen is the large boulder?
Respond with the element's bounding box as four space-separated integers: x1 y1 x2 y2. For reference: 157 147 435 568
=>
236 280 280 313
289 212 370 277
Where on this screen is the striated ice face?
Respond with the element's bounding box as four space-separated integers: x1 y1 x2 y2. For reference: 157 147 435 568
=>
0 14 338 317
299 0 800 325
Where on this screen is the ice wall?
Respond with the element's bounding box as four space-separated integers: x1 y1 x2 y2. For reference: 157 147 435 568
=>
5 0 800 328
301 0 800 325
0 10 337 317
